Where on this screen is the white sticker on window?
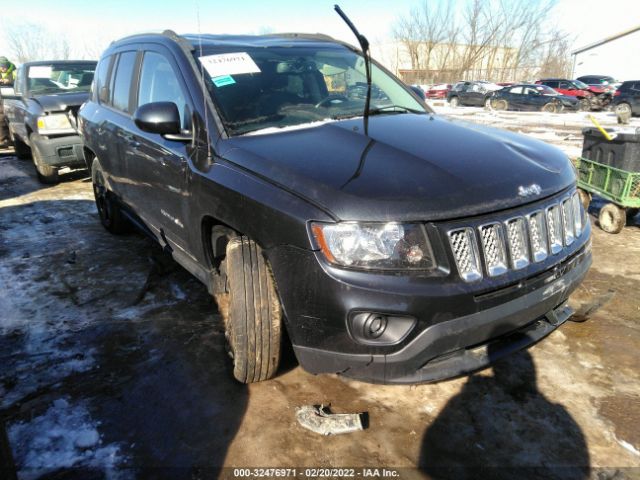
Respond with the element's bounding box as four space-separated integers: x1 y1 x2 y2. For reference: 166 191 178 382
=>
199 52 261 78
28 66 53 79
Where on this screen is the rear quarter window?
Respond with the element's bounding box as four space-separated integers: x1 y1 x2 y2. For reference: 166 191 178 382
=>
94 55 113 104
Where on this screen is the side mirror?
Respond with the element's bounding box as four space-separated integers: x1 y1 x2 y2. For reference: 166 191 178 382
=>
134 101 192 142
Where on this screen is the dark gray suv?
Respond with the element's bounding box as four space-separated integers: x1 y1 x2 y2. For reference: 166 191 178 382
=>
79 31 591 384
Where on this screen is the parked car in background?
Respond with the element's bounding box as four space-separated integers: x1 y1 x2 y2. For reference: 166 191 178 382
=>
611 80 640 120
426 83 452 99
409 84 426 100
576 75 619 90
487 84 579 112
80 31 591 385
447 81 499 107
2 60 96 183
535 78 603 110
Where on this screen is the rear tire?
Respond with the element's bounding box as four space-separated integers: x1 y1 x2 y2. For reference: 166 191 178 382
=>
92 164 128 234
598 203 625 234
225 236 281 383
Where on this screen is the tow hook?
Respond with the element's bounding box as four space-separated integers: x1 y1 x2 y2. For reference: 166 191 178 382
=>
545 302 574 326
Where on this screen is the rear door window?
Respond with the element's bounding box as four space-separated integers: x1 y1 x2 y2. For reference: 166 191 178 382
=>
545 81 559 88
111 51 138 113
509 86 523 94
137 51 189 129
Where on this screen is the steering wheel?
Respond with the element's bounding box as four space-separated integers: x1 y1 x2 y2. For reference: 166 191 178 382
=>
315 94 349 108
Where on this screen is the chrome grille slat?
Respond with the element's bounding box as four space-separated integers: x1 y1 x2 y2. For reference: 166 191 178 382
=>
448 228 482 282
506 217 529 269
479 223 507 277
448 193 585 282
562 199 575 246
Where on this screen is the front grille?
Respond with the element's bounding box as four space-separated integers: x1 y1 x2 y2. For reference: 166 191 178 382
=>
447 191 585 282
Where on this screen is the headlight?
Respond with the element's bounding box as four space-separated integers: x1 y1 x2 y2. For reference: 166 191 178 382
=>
36 113 73 134
310 222 436 270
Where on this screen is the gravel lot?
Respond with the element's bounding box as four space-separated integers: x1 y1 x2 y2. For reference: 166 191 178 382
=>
1 109 639 479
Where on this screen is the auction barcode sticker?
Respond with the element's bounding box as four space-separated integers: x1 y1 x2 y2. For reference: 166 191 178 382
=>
199 52 261 78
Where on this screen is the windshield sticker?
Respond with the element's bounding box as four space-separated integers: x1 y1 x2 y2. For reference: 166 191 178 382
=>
213 75 236 87
200 52 261 77
28 66 53 79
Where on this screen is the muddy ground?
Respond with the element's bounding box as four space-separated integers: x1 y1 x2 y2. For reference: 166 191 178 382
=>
0 111 639 479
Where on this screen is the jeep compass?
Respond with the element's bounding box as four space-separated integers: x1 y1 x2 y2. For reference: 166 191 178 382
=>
79 31 591 384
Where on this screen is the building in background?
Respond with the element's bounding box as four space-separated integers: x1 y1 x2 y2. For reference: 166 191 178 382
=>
572 25 640 81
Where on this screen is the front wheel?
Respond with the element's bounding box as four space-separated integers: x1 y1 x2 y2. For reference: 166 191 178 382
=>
541 102 558 113
578 98 591 111
616 103 632 124
449 97 459 108
484 97 493 110
225 236 282 383
31 142 58 184
92 164 128 234
599 203 625 234
494 99 508 111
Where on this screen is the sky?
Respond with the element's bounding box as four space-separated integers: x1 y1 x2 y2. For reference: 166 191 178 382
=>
1 0 639 61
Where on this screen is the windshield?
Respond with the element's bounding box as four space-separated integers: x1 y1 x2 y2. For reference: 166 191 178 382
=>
535 85 559 96
573 80 588 89
27 63 97 96
197 45 428 135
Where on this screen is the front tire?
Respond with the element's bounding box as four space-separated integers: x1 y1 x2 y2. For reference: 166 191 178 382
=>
92 164 128 234
541 102 558 113
13 136 31 160
449 97 459 108
578 98 591 111
225 236 281 383
494 99 508 111
31 141 58 184
599 203 625 234
616 102 632 124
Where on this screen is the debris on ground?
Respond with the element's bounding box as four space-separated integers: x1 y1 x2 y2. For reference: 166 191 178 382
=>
295 405 366 436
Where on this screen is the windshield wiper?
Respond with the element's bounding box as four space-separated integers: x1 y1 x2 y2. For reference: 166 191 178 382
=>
369 105 425 115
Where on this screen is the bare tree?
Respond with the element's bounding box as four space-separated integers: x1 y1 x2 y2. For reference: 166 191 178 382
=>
3 22 72 62
392 0 571 84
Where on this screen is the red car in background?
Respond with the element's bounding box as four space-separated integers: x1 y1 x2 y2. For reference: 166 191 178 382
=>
426 83 452 99
535 78 606 110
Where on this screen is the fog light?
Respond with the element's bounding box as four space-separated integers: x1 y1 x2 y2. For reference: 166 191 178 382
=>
349 312 416 346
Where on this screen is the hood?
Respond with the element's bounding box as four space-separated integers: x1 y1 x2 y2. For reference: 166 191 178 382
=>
220 114 576 222
31 92 90 112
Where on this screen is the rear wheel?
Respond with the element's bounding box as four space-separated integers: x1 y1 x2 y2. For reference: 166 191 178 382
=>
92 164 128 234
225 236 282 383
599 203 626 234
449 97 459 108
494 99 508 111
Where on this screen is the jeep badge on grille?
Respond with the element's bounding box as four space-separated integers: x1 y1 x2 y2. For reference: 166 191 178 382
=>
518 184 542 197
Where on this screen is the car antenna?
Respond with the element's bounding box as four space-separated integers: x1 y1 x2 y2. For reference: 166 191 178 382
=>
334 4 372 136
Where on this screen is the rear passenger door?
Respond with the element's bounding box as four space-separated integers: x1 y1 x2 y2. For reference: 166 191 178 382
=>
126 47 193 252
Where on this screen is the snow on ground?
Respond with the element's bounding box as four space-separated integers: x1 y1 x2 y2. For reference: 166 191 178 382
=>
429 103 640 159
8 397 128 479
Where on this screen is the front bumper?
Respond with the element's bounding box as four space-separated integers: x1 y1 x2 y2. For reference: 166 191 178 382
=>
30 133 85 168
293 246 590 384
